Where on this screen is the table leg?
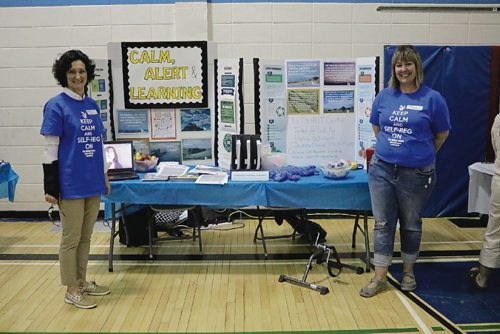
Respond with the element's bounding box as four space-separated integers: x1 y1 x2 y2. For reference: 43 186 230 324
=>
108 202 116 272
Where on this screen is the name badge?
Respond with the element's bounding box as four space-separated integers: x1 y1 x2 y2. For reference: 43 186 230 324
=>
86 109 98 115
406 105 423 111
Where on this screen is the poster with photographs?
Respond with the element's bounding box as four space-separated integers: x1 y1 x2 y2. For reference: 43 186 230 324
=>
88 59 112 141
216 58 242 169
257 57 377 166
355 57 377 165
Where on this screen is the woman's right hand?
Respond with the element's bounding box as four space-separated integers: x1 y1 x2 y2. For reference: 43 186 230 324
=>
45 193 58 205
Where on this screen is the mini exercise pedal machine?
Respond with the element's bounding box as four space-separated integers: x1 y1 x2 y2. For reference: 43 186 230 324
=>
278 234 364 295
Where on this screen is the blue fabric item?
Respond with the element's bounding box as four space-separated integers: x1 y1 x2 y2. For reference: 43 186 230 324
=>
370 86 451 168
269 165 318 181
102 169 371 216
384 46 492 217
0 162 19 202
40 93 107 199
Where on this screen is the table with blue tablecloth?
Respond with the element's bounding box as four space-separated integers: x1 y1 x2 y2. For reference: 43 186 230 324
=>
0 162 19 202
104 169 372 271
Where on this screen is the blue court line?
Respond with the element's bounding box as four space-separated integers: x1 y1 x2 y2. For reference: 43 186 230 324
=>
0 0 499 7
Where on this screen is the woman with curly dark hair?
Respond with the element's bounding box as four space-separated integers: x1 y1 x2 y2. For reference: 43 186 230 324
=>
41 50 111 309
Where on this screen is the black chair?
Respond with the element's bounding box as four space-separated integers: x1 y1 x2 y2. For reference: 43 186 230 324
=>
147 205 203 259
253 207 304 258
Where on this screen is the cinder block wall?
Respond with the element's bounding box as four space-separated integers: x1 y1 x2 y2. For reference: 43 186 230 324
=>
0 1 498 211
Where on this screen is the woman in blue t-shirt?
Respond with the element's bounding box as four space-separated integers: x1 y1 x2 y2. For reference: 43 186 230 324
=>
41 50 111 309
360 45 451 298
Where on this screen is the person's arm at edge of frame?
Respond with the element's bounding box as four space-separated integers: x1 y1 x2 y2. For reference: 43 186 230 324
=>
434 131 449 153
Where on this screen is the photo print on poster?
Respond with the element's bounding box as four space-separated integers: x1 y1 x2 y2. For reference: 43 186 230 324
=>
181 108 211 132
287 89 320 114
324 61 356 86
150 141 182 163
182 138 212 161
323 90 355 113
286 60 320 88
117 109 149 135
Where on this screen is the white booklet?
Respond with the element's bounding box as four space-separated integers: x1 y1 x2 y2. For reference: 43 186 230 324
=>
156 163 189 177
142 173 170 182
195 173 228 185
189 165 226 175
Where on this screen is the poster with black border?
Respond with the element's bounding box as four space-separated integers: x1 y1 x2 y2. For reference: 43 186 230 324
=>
121 41 208 109
215 58 243 170
89 59 112 141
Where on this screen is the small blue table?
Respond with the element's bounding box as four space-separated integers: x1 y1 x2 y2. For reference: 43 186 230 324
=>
0 162 19 202
104 169 372 271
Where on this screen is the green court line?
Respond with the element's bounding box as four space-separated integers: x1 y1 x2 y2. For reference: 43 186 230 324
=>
459 323 500 331
0 328 421 334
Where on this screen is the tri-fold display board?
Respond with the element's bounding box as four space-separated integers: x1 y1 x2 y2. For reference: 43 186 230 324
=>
254 57 379 166
106 40 378 168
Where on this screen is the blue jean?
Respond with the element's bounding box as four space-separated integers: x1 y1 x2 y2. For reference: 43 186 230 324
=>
368 156 436 267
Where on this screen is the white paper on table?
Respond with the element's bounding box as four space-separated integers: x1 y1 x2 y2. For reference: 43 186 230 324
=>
195 173 228 185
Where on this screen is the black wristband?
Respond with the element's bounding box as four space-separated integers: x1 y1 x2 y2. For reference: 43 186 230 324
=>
42 160 60 199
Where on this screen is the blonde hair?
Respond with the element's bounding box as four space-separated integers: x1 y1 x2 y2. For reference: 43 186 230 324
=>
388 45 424 90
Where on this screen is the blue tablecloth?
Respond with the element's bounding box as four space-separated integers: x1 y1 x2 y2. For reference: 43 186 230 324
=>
0 162 19 202
103 169 371 211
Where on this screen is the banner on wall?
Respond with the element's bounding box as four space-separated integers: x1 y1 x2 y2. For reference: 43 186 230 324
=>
256 57 377 167
354 57 377 166
216 58 244 170
88 59 112 141
121 41 208 109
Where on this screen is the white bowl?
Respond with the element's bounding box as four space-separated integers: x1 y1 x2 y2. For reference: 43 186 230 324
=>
261 153 286 171
319 164 350 179
134 159 159 172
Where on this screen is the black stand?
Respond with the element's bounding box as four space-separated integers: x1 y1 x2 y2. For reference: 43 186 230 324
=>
278 234 364 295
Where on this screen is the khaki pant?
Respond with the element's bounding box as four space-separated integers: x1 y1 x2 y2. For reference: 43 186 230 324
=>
480 114 500 269
58 196 100 286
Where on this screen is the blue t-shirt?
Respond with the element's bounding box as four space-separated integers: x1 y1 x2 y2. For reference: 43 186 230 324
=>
40 93 106 199
370 86 451 168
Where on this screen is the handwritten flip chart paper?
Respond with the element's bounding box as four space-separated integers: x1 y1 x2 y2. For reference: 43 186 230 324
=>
286 114 355 166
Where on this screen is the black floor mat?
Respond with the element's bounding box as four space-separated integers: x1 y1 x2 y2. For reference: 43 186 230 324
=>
449 215 488 228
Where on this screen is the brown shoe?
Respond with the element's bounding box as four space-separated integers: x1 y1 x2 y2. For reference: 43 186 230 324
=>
64 290 97 309
359 278 388 298
82 280 111 296
469 267 487 289
400 273 417 292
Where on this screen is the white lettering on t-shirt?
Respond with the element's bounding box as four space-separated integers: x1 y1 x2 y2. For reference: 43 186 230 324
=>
77 114 101 157
384 106 413 147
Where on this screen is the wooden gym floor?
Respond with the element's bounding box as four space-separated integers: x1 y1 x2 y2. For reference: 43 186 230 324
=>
0 214 494 333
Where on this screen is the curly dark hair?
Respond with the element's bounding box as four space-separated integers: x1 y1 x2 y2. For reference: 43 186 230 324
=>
52 50 95 88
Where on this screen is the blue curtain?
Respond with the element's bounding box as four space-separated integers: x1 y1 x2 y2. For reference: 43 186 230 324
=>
384 45 492 217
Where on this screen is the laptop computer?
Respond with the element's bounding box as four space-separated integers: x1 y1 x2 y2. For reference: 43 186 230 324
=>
104 141 139 181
